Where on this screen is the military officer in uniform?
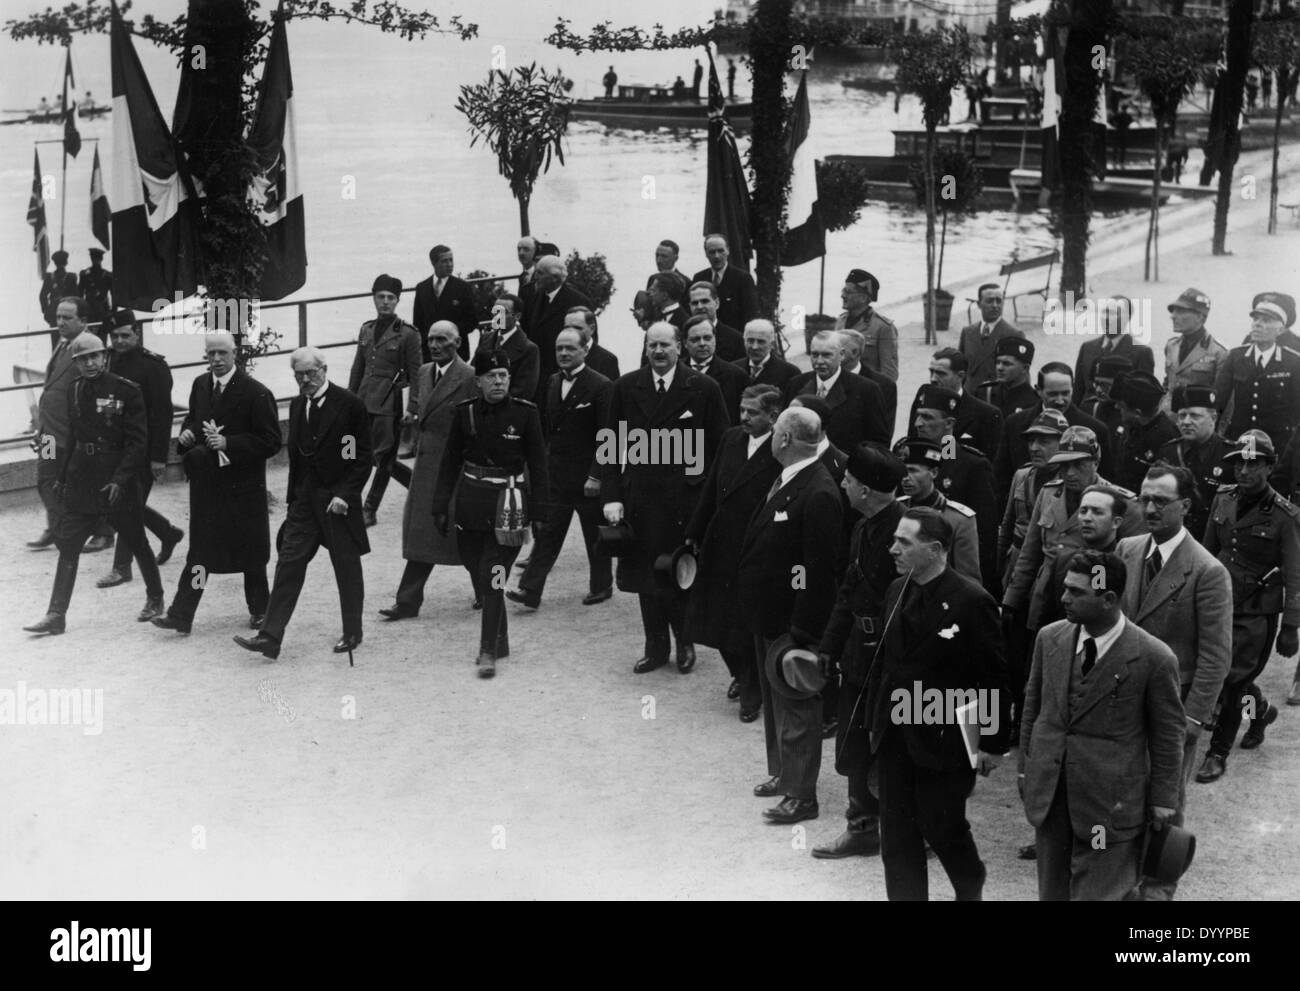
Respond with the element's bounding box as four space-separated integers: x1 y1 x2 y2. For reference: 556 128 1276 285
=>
893 437 981 583
974 336 1038 421
1111 371 1180 493
1196 431 1300 782
97 309 184 588
1160 385 1231 541
1164 287 1227 406
1249 290 1299 353
909 385 999 593
39 250 80 340
78 247 113 327
23 333 164 634
348 274 422 526
1213 295 1300 453
998 409 1067 608
813 444 907 860
1079 353 1131 447
432 351 548 679
835 269 898 381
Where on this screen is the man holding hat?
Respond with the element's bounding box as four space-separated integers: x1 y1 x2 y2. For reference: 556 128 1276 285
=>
1160 385 1231 540
347 274 422 527
894 437 981 583
432 351 548 679
96 309 184 590
973 336 1038 422
1111 370 1180 493
78 247 113 327
1197 430 1300 782
39 250 79 337
812 444 907 859
737 407 843 824
1164 287 1226 402
835 269 898 382
1213 295 1300 454
23 332 164 634
959 283 1023 391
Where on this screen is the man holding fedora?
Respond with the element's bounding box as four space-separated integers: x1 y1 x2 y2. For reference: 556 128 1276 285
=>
738 407 843 824
1164 287 1227 402
1020 549 1185 900
863 507 1010 900
813 445 907 859
1213 294 1300 454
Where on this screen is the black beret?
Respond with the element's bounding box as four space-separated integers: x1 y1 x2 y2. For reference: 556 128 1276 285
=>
105 308 138 332
371 274 402 295
1171 384 1216 411
473 350 511 376
915 385 960 415
846 444 905 492
995 336 1034 363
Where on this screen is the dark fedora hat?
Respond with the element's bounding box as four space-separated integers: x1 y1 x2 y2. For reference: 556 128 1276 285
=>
653 544 698 591
1142 823 1196 885
594 520 637 557
764 634 825 701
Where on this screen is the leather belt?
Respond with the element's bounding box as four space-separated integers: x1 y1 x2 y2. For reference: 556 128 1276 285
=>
855 615 879 634
462 463 524 485
78 442 120 455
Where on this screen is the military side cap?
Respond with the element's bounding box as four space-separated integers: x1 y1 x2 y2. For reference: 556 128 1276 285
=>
1022 408 1069 437
995 337 1034 364
1223 429 1277 463
105 308 138 332
793 394 831 426
52 249 69 265
1171 384 1216 412
1250 291 1295 328
1047 425 1100 464
846 443 906 492
1113 370 1165 407
1094 353 1133 378
915 384 960 415
893 436 943 467
1168 287 1210 314
371 273 402 295
473 350 511 376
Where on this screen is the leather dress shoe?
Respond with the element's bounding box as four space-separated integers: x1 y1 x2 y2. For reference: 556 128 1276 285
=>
362 508 378 527
811 828 881 859
83 535 114 553
763 797 819 824
27 530 56 550
1240 703 1278 749
633 655 668 674
96 568 133 588
582 587 613 606
156 527 184 566
379 604 419 621
476 651 496 679
1289 678 1300 706
1195 753 1227 783
505 589 540 609
726 679 741 701
753 776 781 798
1017 842 1037 861
151 614 192 635
675 642 696 673
234 633 280 660
137 596 165 622
821 717 839 740
248 614 265 630
739 706 760 723
333 633 363 654
23 613 66 635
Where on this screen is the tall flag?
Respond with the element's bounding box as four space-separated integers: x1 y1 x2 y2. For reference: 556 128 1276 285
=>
703 48 752 272
28 150 51 278
781 70 824 266
248 13 306 300
109 0 200 310
62 47 81 159
90 146 111 249
1039 23 1065 189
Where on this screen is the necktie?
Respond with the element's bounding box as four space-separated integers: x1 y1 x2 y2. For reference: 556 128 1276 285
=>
817 382 828 399
1145 546 1163 588
307 397 320 434
713 270 722 286
435 278 444 299
213 380 223 400
981 324 991 340
1257 352 1267 371
1080 638 1098 678
765 476 783 502
656 378 666 395
750 364 761 381
694 363 707 373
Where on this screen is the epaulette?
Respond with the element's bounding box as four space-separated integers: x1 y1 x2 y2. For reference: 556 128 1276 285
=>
946 498 976 517
1228 344 1252 356
106 372 140 391
1215 483 1238 495
959 442 989 461
141 348 168 362
1042 478 1065 488
1275 493 1300 520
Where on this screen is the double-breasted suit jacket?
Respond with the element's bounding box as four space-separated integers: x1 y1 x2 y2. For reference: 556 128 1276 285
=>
693 354 748 425
784 370 890 451
522 282 593 385
543 365 612 502
402 357 478 565
734 354 800 392
685 427 782 651
692 264 760 332
1020 619 1184 844
600 365 729 593
285 383 373 556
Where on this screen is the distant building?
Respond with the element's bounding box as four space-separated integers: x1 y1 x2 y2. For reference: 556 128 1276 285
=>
792 1 991 34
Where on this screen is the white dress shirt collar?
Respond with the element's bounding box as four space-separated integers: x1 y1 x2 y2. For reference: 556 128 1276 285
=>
1078 613 1126 663
213 368 236 390
815 367 841 395
1252 343 1278 366
780 454 819 488
747 431 771 458
1148 527 1188 561
654 365 677 392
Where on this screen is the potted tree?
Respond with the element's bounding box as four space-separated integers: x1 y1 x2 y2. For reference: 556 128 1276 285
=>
908 147 983 332
801 158 873 352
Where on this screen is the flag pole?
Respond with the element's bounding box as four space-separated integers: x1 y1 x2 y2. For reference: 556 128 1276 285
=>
59 44 71 251
818 254 825 316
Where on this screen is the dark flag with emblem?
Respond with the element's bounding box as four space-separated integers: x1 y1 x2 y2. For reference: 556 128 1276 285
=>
703 48 752 272
109 0 200 310
780 69 824 266
249 14 306 300
90 146 111 250
28 150 51 278
62 47 81 159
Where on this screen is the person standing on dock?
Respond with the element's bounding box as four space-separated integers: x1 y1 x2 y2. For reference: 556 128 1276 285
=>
78 248 112 328
727 59 737 100
603 66 617 99
692 59 704 101
39 250 79 339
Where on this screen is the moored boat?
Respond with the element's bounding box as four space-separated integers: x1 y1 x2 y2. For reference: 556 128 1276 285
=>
566 84 752 130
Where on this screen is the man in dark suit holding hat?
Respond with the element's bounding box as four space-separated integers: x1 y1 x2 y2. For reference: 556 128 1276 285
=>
959 283 1023 391
1213 294 1300 454
813 444 906 859
602 323 729 674
784 331 889 452
1111 371 1180 493
78 247 113 328
835 269 898 381
1020 549 1184 900
1160 385 1231 541
973 336 1038 422
739 406 843 824
348 274 422 527
863 506 1010 900
412 244 480 362
40 250 79 338
235 347 372 660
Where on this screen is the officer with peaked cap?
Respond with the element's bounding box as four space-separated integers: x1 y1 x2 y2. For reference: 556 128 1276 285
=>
23 332 164 634
835 269 898 381
79 247 113 326
1249 291 1298 352
39 249 80 339
974 336 1038 420
1159 384 1231 540
1213 296 1300 454
1197 430 1300 782
1165 287 1227 402
1111 370 1179 492
894 437 982 583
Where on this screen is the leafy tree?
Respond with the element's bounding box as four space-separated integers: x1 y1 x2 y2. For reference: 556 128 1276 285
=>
455 63 571 237
563 250 614 315
1252 11 1300 235
908 147 983 294
814 159 872 233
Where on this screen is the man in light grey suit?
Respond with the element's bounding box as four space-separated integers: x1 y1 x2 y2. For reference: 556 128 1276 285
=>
1115 463 1232 899
1020 549 1185 901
